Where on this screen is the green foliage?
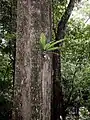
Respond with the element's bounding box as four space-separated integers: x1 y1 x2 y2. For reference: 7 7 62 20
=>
0 43 13 120
40 33 63 52
52 0 67 25
61 17 90 118
79 107 90 120
0 0 16 119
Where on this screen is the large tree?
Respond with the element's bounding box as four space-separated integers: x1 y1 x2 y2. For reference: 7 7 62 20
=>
14 0 52 120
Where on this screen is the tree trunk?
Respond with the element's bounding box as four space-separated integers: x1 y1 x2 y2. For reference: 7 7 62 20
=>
52 0 76 120
14 0 52 120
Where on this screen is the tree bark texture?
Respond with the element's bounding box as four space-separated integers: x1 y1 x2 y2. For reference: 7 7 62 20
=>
15 0 52 120
52 0 76 120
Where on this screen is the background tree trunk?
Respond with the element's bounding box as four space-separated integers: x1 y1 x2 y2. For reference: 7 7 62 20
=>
52 0 76 120
14 0 52 120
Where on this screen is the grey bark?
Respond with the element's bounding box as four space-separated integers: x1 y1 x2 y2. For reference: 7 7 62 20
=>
15 0 52 120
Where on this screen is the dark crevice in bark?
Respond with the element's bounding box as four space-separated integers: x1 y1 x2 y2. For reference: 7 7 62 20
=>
52 0 76 120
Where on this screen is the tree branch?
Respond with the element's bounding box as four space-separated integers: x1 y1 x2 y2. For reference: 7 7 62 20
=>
56 0 76 40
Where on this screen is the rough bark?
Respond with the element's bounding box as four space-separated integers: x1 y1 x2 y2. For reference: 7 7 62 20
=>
15 0 52 120
52 0 76 120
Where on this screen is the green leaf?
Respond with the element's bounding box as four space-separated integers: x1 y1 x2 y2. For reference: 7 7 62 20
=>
40 33 46 49
39 33 63 51
44 41 55 50
48 39 64 49
47 47 61 51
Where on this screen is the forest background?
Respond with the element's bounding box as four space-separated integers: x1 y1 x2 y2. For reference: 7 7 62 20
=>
0 0 90 120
